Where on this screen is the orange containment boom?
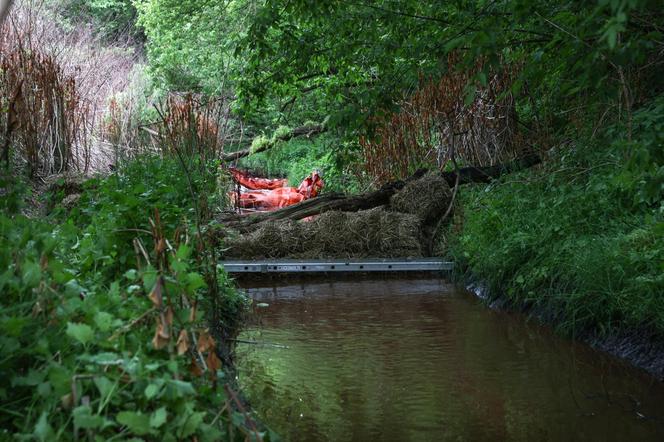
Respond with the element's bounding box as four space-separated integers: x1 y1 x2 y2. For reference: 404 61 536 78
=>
232 170 324 211
229 168 288 190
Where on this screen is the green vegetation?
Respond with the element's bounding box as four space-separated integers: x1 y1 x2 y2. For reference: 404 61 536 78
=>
59 0 144 41
0 158 264 439
240 135 362 193
2 0 664 438
450 99 664 336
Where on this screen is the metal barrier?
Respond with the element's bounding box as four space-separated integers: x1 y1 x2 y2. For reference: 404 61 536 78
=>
221 258 453 274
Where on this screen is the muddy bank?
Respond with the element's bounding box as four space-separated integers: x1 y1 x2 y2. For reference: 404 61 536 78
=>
466 280 664 381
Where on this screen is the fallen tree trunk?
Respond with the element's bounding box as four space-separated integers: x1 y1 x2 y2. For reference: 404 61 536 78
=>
441 152 541 185
221 123 326 163
219 153 540 233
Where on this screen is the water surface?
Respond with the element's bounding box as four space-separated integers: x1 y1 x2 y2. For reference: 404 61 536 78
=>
236 277 664 441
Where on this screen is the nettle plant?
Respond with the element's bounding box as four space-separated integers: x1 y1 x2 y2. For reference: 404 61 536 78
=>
1 183 261 440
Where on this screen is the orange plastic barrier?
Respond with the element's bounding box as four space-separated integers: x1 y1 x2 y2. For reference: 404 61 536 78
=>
229 168 288 190
232 170 324 212
297 172 324 198
237 187 306 210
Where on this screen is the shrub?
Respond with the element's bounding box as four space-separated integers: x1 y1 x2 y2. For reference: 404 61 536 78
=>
450 98 664 336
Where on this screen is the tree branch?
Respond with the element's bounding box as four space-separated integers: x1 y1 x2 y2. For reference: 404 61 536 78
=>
221 123 327 163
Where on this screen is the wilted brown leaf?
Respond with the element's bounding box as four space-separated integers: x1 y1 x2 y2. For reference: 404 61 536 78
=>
196 329 215 353
31 301 43 317
61 393 74 409
40 253 48 270
148 276 164 308
151 321 170 350
156 238 166 255
176 329 189 355
206 350 222 372
189 356 203 377
165 306 173 328
188 301 197 323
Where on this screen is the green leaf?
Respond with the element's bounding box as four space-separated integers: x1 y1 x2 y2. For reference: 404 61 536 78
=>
94 311 114 332
34 412 54 441
176 244 191 260
117 411 152 435
142 267 158 292
150 407 168 428
199 423 223 442
109 281 120 298
73 405 104 429
186 272 207 292
48 365 72 396
477 72 488 87
37 382 52 397
123 269 138 281
66 322 94 345
22 261 42 288
168 379 196 397
12 368 46 386
1 317 27 336
144 383 161 400
94 376 114 397
177 411 205 438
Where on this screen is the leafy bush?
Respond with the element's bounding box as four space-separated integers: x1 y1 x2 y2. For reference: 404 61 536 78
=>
240 135 362 193
450 98 664 336
0 157 269 440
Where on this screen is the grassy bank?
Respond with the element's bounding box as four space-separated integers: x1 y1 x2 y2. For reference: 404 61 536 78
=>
448 97 664 338
0 157 268 440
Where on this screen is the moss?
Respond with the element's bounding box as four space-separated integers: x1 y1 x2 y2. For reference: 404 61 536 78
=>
250 135 271 154
272 125 291 140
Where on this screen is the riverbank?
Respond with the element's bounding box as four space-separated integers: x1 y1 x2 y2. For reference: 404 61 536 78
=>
447 97 664 379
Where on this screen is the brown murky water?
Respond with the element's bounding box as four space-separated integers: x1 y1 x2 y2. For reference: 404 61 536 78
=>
236 277 664 441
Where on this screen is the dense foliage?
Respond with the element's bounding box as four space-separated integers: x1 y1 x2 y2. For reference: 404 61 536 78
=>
58 0 144 41
450 98 664 336
1 0 663 438
0 159 269 440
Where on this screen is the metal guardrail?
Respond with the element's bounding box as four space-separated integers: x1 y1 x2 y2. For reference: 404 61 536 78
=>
221 259 453 273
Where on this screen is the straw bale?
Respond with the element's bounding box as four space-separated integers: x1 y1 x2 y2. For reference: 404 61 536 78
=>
390 172 451 222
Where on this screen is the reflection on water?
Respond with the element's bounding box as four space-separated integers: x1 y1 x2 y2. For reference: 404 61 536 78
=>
236 277 664 441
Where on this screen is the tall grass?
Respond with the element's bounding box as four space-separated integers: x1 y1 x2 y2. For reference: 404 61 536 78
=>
0 0 139 177
450 97 664 337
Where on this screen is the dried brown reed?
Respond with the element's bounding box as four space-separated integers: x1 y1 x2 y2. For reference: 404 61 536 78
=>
360 54 523 184
154 93 235 162
0 32 90 176
0 0 140 176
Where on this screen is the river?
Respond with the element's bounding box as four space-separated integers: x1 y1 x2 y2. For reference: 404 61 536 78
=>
236 276 664 441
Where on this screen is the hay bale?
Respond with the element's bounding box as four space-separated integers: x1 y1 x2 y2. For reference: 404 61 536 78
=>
303 208 423 258
225 220 305 259
389 172 451 222
224 208 423 259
